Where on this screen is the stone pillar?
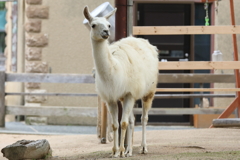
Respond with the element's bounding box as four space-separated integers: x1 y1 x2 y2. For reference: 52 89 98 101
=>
25 0 49 124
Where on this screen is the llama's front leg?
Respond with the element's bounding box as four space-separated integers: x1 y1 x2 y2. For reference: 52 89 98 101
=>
124 111 135 157
107 102 120 158
119 94 135 157
141 92 154 154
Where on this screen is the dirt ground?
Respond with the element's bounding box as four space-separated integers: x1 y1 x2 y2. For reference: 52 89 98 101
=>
1 128 240 160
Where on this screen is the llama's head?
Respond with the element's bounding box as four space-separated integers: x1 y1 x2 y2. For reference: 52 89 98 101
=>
83 6 117 41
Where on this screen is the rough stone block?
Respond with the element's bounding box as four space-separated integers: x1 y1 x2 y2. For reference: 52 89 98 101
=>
25 89 47 103
25 82 41 89
26 6 49 19
25 61 48 73
26 33 48 47
1 139 52 160
26 0 42 5
25 47 42 61
25 20 41 32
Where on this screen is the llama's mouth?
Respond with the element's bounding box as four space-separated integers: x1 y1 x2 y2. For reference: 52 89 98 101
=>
101 35 109 39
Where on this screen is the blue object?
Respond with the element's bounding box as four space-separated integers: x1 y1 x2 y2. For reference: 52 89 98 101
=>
0 10 6 31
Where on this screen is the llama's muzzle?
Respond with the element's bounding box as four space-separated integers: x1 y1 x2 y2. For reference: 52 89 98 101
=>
101 30 109 39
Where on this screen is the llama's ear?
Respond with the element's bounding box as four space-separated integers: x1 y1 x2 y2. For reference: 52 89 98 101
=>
83 6 93 23
104 8 117 20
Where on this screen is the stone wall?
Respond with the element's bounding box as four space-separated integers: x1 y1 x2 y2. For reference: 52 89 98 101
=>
25 0 48 100
25 0 49 123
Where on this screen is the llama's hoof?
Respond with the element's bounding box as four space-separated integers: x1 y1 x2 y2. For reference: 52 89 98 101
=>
111 152 120 158
100 138 106 144
120 150 125 158
124 148 132 157
119 146 125 158
140 147 148 154
124 147 129 155
111 148 120 158
126 152 133 157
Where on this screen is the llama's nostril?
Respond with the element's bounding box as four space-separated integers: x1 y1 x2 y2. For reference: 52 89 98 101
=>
103 30 109 35
101 30 109 39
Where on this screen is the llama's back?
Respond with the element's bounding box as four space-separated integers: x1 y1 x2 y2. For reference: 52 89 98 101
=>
109 36 159 99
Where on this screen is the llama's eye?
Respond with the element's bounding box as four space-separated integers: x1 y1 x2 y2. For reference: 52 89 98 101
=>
92 24 96 28
108 25 111 28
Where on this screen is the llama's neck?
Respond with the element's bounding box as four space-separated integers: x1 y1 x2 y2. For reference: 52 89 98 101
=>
91 39 113 79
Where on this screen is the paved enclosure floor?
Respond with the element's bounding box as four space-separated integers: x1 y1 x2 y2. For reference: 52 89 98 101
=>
1 128 240 160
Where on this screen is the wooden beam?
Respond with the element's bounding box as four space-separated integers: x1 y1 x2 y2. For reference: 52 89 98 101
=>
133 26 240 35
97 96 101 139
215 97 239 119
230 0 240 117
6 92 235 98
154 94 235 99
6 92 97 97
211 0 240 124
0 71 5 127
133 0 218 3
6 73 236 84
6 73 95 83
210 98 239 128
201 0 216 2
158 61 240 70
133 108 226 115
100 102 107 144
6 106 226 116
156 88 240 92
158 74 235 83
7 106 98 117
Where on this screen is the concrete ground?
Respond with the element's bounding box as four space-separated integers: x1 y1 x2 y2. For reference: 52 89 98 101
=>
1 128 240 160
0 122 195 135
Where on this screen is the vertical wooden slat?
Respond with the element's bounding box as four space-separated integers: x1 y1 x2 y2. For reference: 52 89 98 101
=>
97 96 102 139
0 71 5 127
127 0 133 36
115 0 127 40
210 98 239 128
100 102 107 143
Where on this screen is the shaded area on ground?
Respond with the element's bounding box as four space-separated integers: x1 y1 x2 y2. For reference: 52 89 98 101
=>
0 122 194 135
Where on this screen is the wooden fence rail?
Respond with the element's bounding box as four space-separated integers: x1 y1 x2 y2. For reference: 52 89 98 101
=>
5 72 236 84
6 106 226 117
6 93 235 98
133 26 240 35
158 74 235 83
0 70 238 127
6 73 95 83
158 61 240 70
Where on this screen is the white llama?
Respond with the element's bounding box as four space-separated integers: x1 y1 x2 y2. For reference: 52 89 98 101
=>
83 6 159 157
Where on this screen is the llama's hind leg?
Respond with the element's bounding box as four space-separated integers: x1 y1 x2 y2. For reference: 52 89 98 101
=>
124 111 135 157
107 102 120 158
119 94 135 157
140 92 154 154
